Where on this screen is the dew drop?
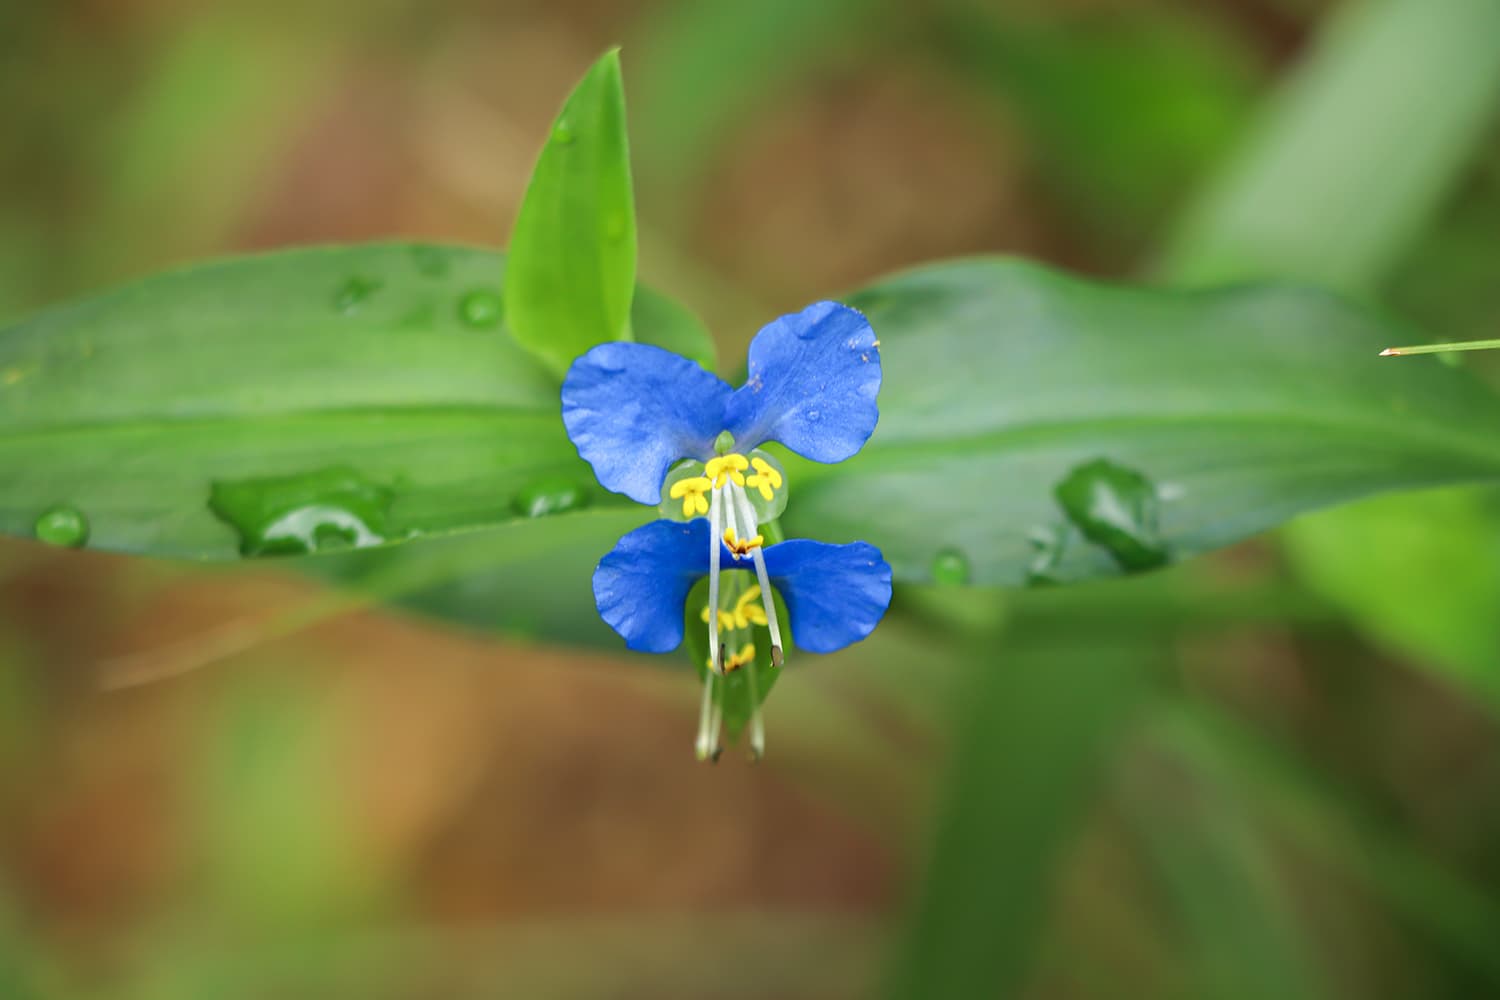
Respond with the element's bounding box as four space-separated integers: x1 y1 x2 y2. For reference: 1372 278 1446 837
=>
334 277 381 314
208 466 401 557
930 548 970 586
410 246 451 278
552 120 575 145
1024 525 1067 587
511 478 589 518
1053 458 1168 572
806 409 821 422
34 505 88 548
458 289 503 329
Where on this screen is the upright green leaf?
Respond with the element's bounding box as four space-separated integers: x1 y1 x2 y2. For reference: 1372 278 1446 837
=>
1158 0 1500 294
504 50 637 376
884 629 1151 999
0 244 711 559
784 259 1500 585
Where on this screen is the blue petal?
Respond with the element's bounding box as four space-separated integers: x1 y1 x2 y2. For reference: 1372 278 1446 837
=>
723 301 880 462
593 519 712 652
562 343 733 505
761 539 892 654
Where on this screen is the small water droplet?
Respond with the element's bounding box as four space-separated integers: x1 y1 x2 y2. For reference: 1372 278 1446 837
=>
511 478 589 518
1437 350 1464 368
806 409 821 422
1025 525 1067 586
334 277 382 314
458 289 503 329
552 120 575 145
410 246 451 278
930 548 970 586
208 466 401 557
1053 458 1168 572
34 505 88 548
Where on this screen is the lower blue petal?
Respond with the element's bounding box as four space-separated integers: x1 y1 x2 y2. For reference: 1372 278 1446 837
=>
762 539 892 653
593 519 712 652
723 301 880 463
563 343 733 505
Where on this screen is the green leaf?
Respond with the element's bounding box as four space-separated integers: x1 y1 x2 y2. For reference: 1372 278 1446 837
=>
783 258 1500 585
504 50 637 376
1282 486 1500 708
884 628 1152 999
0 243 712 559
1157 0 1500 295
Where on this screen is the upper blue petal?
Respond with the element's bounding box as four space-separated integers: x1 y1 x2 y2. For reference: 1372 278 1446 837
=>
761 539 892 654
593 519 713 653
723 301 880 462
562 342 733 505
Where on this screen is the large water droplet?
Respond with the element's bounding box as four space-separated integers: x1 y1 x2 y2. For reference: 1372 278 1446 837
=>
410 245 450 278
1053 458 1168 572
511 478 589 518
552 120 575 145
34 505 88 548
334 277 381 314
208 466 400 557
930 548 970 586
458 289 503 329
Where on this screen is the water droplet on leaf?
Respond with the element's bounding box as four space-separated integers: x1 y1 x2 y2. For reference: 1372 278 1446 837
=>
552 120 575 145
458 290 503 329
334 277 381 314
1053 458 1168 572
208 466 401 557
511 478 588 518
1024 525 1067 586
930 548 970 586
34 505 88 548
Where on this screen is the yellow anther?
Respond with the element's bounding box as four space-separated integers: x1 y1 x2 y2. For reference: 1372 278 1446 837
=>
705 452 749 489
706 643 757 673
669 475 712 517
733 586 768 628
722 528 764 560
745 457 783 502
700 605 736 631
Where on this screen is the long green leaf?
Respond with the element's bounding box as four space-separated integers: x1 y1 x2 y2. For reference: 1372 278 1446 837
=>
1157 0 1500 294
504 50 637 376
884 628 1152 999
0 244 711 559
784 258 1500 584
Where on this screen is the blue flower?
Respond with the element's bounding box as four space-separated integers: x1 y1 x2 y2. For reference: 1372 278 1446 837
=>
565 300 886 760
593 518 893 657
561 300 881 507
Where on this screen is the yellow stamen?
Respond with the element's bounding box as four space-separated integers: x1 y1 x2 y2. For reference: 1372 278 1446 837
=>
669 475 712 518
733 586 768 628
722 527 764 560
705 452 749 489
700 604 736 631
745 457 783 502
706 643 757 673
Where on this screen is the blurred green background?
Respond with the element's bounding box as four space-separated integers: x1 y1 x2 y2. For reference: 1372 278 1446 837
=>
5 0 1500 997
